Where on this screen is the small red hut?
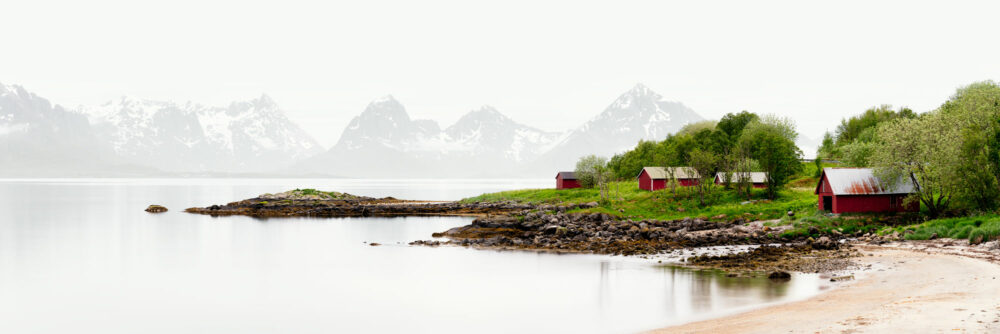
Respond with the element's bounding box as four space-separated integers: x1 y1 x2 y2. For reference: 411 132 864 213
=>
556 171 581 189
715 172 768 189
815 167 919 214
636 167 699 191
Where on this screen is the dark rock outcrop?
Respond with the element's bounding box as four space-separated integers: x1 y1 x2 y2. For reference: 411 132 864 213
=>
145 205 168 213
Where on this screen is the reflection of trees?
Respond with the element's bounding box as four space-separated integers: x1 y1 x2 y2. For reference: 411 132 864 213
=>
598 261 609 311
688 268 714 311
657 265 792 313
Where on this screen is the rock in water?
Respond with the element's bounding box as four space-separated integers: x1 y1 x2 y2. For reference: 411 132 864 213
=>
768 271 792 280
145 205 168 213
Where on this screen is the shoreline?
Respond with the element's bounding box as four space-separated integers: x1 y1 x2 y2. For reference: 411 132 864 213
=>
653 243 1000 333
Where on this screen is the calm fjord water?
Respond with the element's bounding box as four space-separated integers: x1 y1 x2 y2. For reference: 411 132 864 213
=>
0 179 821 333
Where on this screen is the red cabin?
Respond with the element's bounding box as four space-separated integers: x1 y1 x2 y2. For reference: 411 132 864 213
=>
715 172 768 189
636 167 699 191
556 171 581 189
815 167 919 214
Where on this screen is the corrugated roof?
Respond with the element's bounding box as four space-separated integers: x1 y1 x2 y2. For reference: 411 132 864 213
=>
818 167 916 195
637 167 699 180
556 171 577 180
715 172 768 184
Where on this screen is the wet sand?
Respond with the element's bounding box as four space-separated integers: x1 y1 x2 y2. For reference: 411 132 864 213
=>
654 245 1000 333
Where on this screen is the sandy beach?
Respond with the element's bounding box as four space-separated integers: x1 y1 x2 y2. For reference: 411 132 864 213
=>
655 244 1000 333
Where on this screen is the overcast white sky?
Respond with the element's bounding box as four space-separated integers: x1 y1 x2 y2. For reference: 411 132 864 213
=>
2 0 998 146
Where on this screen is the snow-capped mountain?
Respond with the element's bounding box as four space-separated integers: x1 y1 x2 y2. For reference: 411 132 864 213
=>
2 80 703 177
528 83 703 173
0 82 118 175
444 106 563 163
80 94 323 172
330 95 442 153
303 84 703 177
302 97 563 177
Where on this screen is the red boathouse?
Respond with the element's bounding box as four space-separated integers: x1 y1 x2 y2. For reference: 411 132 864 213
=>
815 167 919 214
714 172 768 189
556 171 581 189
636 167 699 191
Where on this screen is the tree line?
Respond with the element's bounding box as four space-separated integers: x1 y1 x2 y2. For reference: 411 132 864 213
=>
575 110 803 204
817 81 1000 217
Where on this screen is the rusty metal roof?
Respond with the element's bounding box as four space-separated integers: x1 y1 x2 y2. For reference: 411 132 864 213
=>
556 171 576 180
636 167 699 180
715 172 768 184
820 167 916 195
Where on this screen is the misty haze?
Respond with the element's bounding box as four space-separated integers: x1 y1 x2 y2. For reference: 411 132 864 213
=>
2 1 1000 333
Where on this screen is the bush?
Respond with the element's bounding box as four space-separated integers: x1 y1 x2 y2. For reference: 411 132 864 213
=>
969 224 1000 244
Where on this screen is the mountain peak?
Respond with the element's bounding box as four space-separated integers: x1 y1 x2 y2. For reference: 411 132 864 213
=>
467 105 505 118
630 82 650 92
623 83 660 99
606 83 667 111
0 82 24 98
255 93 276 106
371 95 398 104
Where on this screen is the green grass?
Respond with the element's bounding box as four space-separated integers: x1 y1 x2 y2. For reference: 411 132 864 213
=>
462 181 816 221
891 215 1000 244
775 211 912 238
290 188 357 199
788 161 840 189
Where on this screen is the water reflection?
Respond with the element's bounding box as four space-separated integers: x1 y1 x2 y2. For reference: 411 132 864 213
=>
0 179 822 334
658 266 797 317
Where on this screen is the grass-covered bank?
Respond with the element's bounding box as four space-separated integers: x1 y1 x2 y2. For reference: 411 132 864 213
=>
462 180 816 222
462 176 945 242
463 182 1000 244
885 215 1000 244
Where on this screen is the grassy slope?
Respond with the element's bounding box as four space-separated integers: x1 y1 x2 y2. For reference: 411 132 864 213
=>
463 180 818 222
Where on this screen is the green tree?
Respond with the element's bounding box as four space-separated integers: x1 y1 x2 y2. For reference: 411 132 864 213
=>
938 80 1000 210
575 155 613 202
813 156 823 179
738 115 803 199
677 120 718 136
836 105 915 144
871 113 958 217
688 149 719 205
717 111 760 144
818 132 836 159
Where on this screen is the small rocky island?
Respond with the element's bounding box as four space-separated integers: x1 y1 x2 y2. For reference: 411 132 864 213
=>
185 189 535 218
145 205 168 213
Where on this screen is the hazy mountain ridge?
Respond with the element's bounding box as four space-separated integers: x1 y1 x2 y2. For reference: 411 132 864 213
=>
78 94 323 172
1 82 323 175
527 84 704 173
0 82 123 175
3 81 714 177
302 97 565 177
302 84 704 177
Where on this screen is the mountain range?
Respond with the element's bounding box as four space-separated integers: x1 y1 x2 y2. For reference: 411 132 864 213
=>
0 82 706 177
79 94 322 173
298 84 704 177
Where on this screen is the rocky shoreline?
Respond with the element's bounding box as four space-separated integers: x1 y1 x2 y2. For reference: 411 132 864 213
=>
187 190 896 272
419 211 777 255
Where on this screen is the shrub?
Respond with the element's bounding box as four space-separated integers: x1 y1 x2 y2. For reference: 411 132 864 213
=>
969 224 1000 244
